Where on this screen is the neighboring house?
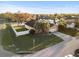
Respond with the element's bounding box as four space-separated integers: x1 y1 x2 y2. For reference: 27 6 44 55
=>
38 15 59 33
62 16 78 28
25 20 36 27
66 19 75 23
67 23 75 28
65 16 79 23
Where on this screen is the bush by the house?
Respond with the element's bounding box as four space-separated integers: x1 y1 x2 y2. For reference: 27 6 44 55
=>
58 25 78 36
29 29 35 34
75 22 79 28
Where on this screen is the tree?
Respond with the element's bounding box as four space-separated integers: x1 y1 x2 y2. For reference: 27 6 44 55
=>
34 19 50 34
29 29 35 34
59 18 67 27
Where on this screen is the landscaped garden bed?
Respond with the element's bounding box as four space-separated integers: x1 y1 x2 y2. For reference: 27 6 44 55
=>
13 25 28 32
2 24 63 53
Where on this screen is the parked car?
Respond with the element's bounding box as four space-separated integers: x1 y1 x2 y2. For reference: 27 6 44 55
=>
74 49 79 57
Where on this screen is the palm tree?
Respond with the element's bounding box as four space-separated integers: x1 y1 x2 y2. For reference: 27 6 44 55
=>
34 19 50 34
59 18 67 27
49 14 58 24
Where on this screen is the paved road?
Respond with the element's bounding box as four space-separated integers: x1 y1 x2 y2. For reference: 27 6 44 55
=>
22 32 75 57
56 38 79 57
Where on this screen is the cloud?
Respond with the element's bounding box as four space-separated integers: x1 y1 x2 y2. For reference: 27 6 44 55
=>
0 2 79 14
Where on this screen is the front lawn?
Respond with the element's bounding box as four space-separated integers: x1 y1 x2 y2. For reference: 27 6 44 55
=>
2 24 63 53
13 25 28 32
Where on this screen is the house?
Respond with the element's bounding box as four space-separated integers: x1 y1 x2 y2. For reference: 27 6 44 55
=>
25 20 36 27
65 17 77 28
38 15 59 33
65 16 79 23
67 22 75 28
24 15 60 33
39 15 60 24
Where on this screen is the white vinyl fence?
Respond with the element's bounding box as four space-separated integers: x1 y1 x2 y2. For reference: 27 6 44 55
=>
11 24 30 37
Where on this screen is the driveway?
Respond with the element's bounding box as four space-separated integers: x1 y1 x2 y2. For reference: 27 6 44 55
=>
52 32 75 41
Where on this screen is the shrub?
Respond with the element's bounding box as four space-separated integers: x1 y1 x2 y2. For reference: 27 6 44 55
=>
58 25 66 32
58 25 78 36
29 29 35 34
75 22 79 28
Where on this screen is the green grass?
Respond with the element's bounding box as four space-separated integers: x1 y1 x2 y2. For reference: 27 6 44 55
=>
2 24 63 53
58 25 79 36
13 25 28 32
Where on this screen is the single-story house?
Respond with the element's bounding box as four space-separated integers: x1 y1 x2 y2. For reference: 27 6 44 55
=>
67 22 75 28
38 15 59 33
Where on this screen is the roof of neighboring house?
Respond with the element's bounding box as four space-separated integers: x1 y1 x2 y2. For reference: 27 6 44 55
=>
25 20 36 27
65 16 79 20
39 15 51 19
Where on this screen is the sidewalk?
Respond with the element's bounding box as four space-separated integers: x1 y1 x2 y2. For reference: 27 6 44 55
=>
52 32 75 41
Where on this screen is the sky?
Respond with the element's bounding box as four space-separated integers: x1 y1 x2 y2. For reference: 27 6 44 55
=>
0 1 79 14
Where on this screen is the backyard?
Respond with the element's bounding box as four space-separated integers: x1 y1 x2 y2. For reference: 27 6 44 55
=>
13 25 28 32
1 24 63 53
